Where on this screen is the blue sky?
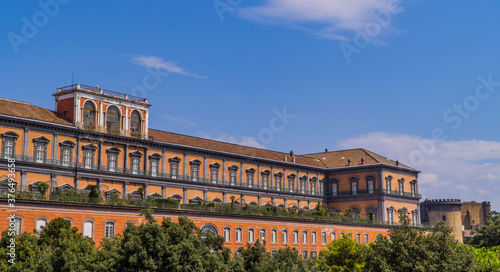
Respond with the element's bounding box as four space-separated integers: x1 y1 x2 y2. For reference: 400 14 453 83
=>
2 0 500 209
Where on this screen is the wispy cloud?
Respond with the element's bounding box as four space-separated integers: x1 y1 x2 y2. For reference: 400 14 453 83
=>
197 132 266 149
127 55 206 79
159 114 197 126
237 0 406 41
337 132 500 209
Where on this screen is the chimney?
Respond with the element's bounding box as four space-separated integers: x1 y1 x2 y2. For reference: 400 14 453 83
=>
290 151 295 163
325 148 328 153
347 159 351 166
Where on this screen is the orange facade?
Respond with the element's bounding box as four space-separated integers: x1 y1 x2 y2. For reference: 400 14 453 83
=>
0 84 421 252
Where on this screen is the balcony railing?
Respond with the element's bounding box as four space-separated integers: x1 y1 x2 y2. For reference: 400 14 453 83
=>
57 83 148 103
0 155 419 198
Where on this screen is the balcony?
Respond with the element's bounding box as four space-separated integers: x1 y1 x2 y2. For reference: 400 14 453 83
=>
325 188 421 198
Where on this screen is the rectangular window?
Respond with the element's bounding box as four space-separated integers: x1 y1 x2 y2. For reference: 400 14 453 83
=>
311 251 317 259
83 221 93 238
368 180 374 194
386 180 391 191
276 176 282 191
262 174 269 189
36 218 46 235
211 168 218 183
191 164 199 181
351 181 357 195
170 162 178 178
62 149 71 166
36 145 45 163
302 251 308 259
230 170 237 185
399 182 404 195
332 183 338 196
388 210 393 225
288 177 295 191
247 173 254 187
319 182 324 194
4 139 14 159
108 154 117 172
300 180 306 193
151 160 158 177
105 222 115 238
131 157 139 174
84 150 93 169
413 213 418 226
411 183 416 196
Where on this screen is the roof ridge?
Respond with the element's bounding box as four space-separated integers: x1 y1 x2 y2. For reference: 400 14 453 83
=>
360 148 381 163
0 97 31 105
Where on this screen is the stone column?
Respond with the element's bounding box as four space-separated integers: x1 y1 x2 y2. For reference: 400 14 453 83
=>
22 128 29 158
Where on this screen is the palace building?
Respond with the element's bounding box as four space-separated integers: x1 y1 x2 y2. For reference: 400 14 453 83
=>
0 84 421 255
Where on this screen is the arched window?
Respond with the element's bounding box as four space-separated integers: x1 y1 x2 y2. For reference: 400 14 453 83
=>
302 230 308 244
223 227 230 242
235 227 242 242
83 220 94 238
356 233 361 243
311 231 317 244
201 224 218 236
293 230 299 244
282 229 288 244
271 229 277 243
35 218 47 235
321 232 327 244
83 101 96 127
331 232 336 241
248 228 255 242
130 110 142 137
106 106 120 134
260 229 266 241
364 233 369 244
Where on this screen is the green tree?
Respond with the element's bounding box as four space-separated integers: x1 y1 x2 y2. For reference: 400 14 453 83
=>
317 233 367 272
37 182 49 196
365 214 478 272
469 245 500 272
469 211 500 248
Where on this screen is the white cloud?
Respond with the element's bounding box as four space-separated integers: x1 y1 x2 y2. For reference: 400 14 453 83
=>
337 132 500 210
128 55 206 79
237 0 408 41
197 132 266 149
159 114 197 126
